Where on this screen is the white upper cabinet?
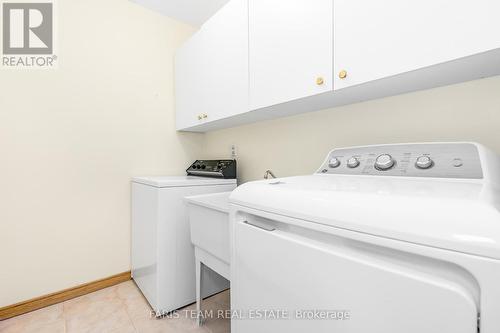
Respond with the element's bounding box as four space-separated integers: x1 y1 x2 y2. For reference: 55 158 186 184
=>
175 33 202 130
248 0 333 110
175 0 248 130
175 0 500 131
333 0 500 90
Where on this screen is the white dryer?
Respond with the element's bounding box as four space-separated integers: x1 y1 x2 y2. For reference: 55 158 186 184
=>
132 173 236 315
230 142 500 333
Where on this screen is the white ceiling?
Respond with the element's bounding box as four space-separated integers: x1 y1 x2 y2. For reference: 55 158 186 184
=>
131 0 230 26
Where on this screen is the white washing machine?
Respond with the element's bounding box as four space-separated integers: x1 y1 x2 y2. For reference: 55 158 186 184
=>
132 170 236 315
230 142 500 333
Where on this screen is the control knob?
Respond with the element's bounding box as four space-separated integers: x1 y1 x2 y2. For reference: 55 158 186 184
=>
328 157 341 168
346 157 360 168
415 155 433 169
375 154 395 171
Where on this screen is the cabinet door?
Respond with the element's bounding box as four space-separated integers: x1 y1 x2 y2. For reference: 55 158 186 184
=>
334 0 500 90
175 33 204 130
249 0 333 110
175 0 248 130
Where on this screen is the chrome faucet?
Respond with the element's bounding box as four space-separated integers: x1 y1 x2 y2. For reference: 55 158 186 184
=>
263 170 277 179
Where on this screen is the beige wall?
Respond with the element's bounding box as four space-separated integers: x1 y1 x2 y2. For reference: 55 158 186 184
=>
0 0 202 307
2 0 500 310
203 76 500 183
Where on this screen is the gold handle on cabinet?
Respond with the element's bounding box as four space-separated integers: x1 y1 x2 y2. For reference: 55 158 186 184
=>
202 114 208 119
338 70 348 79
197 115 202 120
316 77 324 85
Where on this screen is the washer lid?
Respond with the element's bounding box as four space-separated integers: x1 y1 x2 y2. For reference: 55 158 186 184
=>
132 175 236 188
230 175 500 260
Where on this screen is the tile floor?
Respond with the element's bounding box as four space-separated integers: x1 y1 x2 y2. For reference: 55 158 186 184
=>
0 281 230 333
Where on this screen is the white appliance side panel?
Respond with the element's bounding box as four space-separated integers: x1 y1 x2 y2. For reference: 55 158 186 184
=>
131 183 159 309
157 184 235 311
232 218 478 333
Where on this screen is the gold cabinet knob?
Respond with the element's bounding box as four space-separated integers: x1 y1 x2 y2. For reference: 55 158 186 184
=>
202 113 208 119
197 114 202 120
338 70 348 79
316 77 324 85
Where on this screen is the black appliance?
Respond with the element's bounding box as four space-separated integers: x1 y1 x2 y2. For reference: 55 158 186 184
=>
186 159 236 179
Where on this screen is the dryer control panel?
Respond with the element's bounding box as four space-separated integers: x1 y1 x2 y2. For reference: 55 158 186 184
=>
187 159 236 179
317 143 483 179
